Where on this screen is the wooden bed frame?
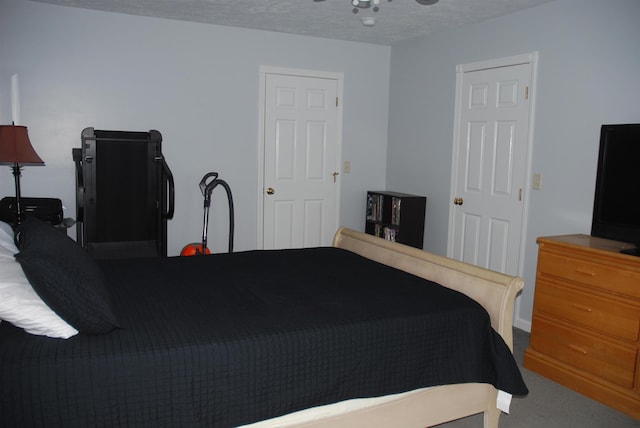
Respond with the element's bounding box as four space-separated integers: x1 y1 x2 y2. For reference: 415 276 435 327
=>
251 227 524 428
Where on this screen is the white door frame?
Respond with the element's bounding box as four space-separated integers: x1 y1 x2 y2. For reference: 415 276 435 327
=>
448 52 538 327
257 65 344 249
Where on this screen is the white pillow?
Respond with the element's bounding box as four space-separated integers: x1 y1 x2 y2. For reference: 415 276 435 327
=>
0 220 78 339
0 220 16 253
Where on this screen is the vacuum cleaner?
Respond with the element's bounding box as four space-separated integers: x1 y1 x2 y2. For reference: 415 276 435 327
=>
181 172 234 256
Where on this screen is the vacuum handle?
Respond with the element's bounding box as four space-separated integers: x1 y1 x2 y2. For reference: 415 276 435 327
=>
199 172 219 202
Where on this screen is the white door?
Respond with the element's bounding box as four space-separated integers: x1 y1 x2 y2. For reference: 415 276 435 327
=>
260 70 341 250
448 54 536 276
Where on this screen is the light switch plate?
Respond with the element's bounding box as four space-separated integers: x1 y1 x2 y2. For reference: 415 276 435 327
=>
343 161 351 173
533 173 542 190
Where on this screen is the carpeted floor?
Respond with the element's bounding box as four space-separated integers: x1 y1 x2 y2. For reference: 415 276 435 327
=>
436 328 639 427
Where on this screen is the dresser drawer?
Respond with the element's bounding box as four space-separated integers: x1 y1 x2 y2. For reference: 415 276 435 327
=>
530 317 637 388
534 279 640 341
537 251 640 299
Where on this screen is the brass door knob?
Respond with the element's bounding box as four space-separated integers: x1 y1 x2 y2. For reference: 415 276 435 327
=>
266 187 275 195
453 197 464 206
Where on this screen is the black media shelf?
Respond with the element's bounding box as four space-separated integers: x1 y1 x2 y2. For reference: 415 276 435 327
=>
365 191 426 249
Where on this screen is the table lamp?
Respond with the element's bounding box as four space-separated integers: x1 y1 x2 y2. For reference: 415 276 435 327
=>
0 125 45 225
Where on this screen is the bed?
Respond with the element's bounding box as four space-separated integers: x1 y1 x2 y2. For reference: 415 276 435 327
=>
0 217 527 428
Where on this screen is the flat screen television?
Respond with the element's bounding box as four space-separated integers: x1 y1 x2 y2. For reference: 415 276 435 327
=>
591 123 640 256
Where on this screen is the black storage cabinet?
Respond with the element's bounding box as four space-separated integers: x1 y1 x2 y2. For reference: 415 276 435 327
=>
73 128 174 259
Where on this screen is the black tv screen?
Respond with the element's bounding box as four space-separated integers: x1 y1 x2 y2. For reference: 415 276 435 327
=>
591 123 640 255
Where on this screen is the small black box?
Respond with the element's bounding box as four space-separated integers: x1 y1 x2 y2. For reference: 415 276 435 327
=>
0 197 63 226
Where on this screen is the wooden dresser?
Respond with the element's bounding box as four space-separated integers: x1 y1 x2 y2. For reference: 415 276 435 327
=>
524 234 640 419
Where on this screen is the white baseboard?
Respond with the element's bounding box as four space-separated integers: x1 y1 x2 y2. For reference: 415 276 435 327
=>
513 296 531 332
514 317 531 333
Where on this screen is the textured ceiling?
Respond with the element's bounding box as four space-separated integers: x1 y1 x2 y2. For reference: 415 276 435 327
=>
30 0 554 45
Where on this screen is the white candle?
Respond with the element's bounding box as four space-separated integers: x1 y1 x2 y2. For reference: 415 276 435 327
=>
11 73 20 125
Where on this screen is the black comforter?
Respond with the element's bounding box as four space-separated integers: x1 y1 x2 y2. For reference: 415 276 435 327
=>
0 247 527 427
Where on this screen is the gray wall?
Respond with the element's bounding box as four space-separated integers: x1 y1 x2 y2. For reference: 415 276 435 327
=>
0 0 391 254
387 0 640 327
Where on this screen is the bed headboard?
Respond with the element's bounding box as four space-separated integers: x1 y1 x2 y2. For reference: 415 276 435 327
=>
332 227 524 350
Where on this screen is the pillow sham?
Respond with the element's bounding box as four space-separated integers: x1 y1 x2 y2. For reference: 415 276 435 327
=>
14 216 119 334
0 220 78 338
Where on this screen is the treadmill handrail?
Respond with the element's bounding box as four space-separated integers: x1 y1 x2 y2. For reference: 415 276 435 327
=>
72 148 84 223
160 157 175 220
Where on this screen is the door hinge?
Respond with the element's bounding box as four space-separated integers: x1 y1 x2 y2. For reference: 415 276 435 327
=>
525 86 529 100
336 97 339 107
519 188 523 201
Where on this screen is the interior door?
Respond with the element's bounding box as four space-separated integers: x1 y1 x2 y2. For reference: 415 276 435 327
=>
449 57 534 276
261 71 341 249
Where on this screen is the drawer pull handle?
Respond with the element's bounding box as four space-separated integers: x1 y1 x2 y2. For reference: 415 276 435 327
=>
574 269 596 277
568 344 588 355
571 303 593 313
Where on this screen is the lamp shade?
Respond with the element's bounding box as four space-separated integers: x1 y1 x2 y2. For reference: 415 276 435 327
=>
0 125 44 165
